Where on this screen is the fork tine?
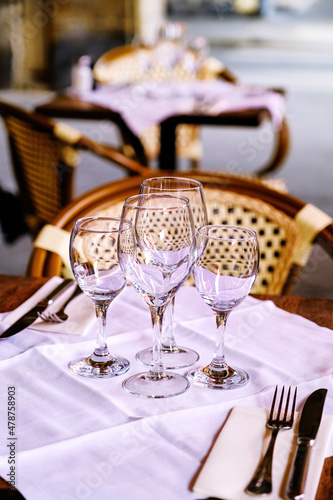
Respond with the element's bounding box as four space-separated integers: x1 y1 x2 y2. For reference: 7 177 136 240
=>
53 314 65 323
39 311 56 322
276 385 285 420
282 386 291 422
37 310 65 323
269 385 278 420
38 284 82 324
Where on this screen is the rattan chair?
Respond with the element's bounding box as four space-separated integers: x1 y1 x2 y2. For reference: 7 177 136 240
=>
0 100 149 237
27 172 333 296
93 43 237 170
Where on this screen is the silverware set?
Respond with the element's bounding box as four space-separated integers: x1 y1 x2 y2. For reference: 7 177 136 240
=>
37 284 83 323
246 386 327 499
246 386 297 495
1 280 81 338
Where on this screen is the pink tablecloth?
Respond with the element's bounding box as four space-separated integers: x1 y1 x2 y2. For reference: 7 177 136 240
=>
69 80 285 136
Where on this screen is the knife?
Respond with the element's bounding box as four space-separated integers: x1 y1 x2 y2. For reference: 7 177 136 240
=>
0 279 74 338
284 388 328 500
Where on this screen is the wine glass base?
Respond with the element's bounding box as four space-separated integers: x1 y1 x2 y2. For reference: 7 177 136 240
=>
122 371 190 398
136 346 199 369
69 355 130 379
187 365 249 390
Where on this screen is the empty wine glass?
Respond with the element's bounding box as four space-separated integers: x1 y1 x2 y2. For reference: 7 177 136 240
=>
182 36 209 78
118 193 196 398
69 216 131 378
188 225 259 389
138 177 208 369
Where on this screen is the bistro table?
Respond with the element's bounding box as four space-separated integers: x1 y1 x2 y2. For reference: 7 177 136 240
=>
0 275 332 500
35 88 289 175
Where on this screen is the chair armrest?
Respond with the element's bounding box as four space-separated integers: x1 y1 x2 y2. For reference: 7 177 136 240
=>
77 137 151 176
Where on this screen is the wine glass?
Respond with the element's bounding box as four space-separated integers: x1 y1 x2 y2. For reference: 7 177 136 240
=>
69 216 131 378
187 225 259 389
182 36 209 79
118 193 196 398
138 177 208 369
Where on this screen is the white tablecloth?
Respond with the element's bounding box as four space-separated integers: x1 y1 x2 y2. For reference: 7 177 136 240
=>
0 284 332 500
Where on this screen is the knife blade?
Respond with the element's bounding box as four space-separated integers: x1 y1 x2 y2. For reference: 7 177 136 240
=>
284 388 328 500
0 279 74 338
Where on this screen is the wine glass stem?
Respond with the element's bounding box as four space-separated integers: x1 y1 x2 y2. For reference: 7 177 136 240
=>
161 297 178 351
210 311 230 371
149 306 166 379
93 302 110 358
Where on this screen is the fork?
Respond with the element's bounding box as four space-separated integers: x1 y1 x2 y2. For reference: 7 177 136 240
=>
246 385 297 495
37 284 82 323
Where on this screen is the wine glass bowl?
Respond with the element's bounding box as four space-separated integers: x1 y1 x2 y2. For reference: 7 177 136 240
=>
140 177 207 230
137 177 208 369
118 193 196 398
182 35 209 78
69 217 131 378
188 225 259 389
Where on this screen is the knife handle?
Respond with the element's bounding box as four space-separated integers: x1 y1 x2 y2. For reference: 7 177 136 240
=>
284 440 313 500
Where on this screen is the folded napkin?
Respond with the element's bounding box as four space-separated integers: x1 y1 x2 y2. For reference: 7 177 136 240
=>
3 277 95 335
193 405 333 500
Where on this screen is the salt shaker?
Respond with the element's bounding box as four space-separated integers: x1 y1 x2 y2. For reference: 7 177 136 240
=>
71 55 93 92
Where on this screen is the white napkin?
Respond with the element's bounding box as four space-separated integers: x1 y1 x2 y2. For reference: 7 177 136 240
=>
3 277 95 335
193 405 333 500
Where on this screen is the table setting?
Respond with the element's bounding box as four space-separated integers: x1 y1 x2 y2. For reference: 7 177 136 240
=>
70 33 285 139
67 79 285 138
34 68 289 174
0 176 332 500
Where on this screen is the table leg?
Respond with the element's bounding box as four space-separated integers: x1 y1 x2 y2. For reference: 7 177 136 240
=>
160 117 177 171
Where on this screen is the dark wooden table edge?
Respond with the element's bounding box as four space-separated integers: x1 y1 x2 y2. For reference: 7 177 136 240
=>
1 276 332 328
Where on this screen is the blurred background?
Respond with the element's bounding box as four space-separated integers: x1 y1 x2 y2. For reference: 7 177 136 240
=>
0 0 332 296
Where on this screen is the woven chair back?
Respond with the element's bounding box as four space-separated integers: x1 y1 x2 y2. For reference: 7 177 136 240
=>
88 191 298 294
27 172 333 296
0 102 75 235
